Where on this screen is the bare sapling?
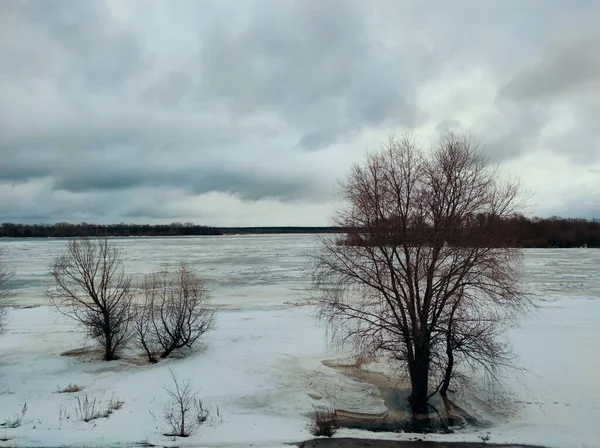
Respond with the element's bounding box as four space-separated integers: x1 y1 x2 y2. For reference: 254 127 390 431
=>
162 367 213 437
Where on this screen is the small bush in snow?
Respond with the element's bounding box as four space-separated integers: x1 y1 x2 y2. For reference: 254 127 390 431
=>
162 368 215 437
479 432 491 443
309 405 339 437
2 402 28 428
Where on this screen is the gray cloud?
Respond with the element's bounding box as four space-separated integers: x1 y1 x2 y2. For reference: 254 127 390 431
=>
0 0 599 223
500 31 600 101
492 29 600 164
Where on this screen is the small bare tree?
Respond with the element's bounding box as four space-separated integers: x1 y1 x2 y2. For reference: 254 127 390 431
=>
134 263 214 361
162 368 210 437
314 132 529 415
49 238 134 361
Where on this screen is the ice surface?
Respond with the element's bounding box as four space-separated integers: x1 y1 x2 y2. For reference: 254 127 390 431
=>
0 236 598 447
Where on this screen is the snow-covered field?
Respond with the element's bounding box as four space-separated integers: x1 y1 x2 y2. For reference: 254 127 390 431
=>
0 236 598 447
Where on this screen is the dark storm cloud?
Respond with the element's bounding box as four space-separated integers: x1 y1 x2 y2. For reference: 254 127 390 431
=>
1 0 599 223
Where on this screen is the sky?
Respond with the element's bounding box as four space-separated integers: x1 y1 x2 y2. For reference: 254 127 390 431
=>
1 0 599 226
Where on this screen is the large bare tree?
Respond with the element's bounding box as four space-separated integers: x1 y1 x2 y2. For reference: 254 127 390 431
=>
49 238 134 361
314 133 528 415
134 262 215 362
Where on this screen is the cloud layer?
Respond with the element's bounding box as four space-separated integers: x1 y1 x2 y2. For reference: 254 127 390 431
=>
1 0 599 224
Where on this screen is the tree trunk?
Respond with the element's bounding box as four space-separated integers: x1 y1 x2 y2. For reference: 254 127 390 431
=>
441 303 457 397
104 337 114 361
440 354 454 397
409 344 430 415
161 342 177 359
140 337 157 363
104 326 116 361
440 331 454 397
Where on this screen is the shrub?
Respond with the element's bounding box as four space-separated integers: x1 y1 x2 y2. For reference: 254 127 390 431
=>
309 405 339 437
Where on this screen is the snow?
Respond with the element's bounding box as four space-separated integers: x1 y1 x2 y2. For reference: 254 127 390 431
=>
0 236 598 447
0 306 386 447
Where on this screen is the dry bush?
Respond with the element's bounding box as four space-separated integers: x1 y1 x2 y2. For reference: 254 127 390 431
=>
134 263 215 362
57 384 83 393
2 402 28 428
309 405 339 437
75 394 124 422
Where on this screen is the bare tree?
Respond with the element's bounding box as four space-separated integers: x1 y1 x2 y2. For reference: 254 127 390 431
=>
134 263 214 361
162 368 211 437
0 251 13 333
49 238 134 361
314 132 529 415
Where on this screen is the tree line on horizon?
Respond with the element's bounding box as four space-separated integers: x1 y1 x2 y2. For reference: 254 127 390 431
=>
0 218 598 247
342 214 600 249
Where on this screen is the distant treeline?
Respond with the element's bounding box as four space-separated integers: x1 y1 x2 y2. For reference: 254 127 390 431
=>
0 223 222 238
0 218 598 247
511 216 600 248
218 226 340 235
343 216 600 249
0 223 340 238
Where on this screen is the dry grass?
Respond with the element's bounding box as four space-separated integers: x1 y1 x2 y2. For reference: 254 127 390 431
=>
57 383 83 393
2 402 28 429
60 347 104 358
75 394 124 422
309 405 339 437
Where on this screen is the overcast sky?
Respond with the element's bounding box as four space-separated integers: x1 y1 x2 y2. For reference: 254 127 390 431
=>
1 0 599 225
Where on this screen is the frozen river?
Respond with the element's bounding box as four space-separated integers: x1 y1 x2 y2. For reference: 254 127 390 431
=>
0 235 320 308
2 234 599 307
0 235 599 447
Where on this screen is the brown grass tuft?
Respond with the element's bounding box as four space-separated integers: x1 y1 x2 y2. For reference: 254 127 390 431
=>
57 384 83 393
